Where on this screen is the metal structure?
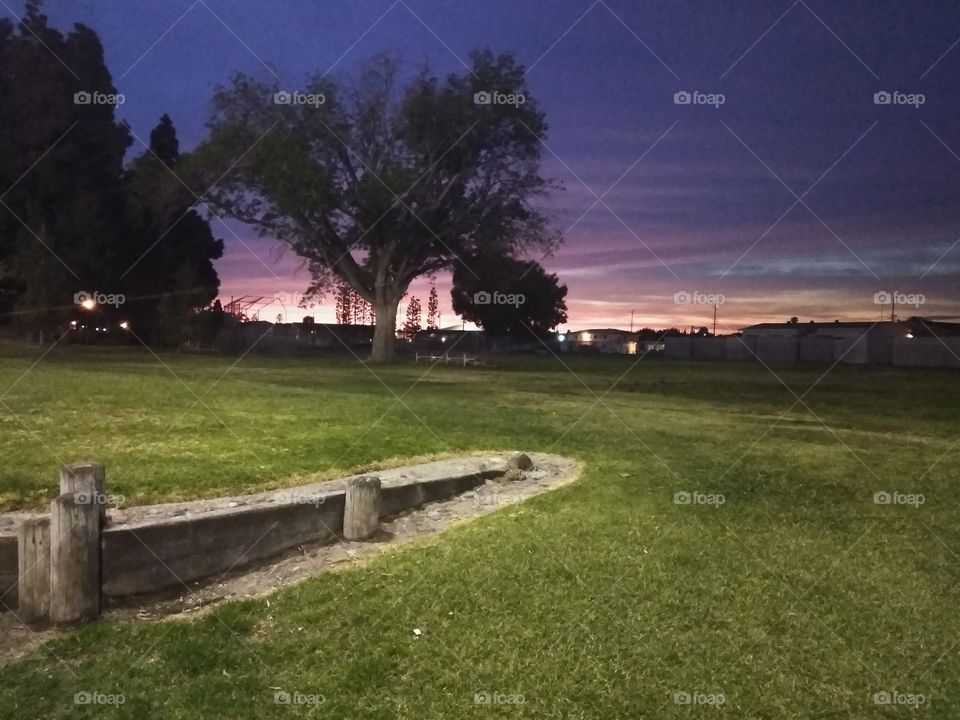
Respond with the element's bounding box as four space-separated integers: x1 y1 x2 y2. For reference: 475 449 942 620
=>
223 295 268 322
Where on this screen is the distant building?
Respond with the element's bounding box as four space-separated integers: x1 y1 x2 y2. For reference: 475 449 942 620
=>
660 317 960 367
572 328 638 354
741 320 879 339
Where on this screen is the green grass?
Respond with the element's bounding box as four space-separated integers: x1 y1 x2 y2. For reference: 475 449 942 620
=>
1 343 959 718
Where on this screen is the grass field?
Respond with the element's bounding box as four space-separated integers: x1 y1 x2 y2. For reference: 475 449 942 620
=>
1 343 959 718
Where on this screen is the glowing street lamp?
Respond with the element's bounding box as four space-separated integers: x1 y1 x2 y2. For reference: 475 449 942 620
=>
80 298 96 311
119 321 129 330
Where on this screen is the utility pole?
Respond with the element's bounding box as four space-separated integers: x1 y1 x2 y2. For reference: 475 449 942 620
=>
890 295 896 323
713 304 718 337
630 309 635 333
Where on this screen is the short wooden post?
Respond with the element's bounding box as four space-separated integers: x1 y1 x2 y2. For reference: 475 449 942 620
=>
49 492 100 625
59 462 106 527
17 518 51 625
343 476 381 541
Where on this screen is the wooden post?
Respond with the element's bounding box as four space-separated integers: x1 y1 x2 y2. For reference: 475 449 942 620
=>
59 462 106 527
49 492 100 625
343 476 381 541
17 518 51 625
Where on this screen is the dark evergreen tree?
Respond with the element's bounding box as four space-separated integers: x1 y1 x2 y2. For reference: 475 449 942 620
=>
426 286 439 330
0 2 131 339
123 114 223 343
335 281 353 324
402 296 422 340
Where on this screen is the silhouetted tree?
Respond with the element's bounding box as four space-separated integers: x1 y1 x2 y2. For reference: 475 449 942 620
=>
0 2 131 340
451 255 567 339
123 114 223 344
193 51 557 361
335 281 353 324
402 296 422 340
426 286 440 330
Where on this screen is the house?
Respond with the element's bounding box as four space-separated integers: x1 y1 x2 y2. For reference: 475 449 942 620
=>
572 328 638 354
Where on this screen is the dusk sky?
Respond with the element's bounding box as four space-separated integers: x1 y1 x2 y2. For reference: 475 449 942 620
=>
25 0 960 332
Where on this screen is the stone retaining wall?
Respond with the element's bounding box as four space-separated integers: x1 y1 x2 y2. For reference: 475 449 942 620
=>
1 460 507 607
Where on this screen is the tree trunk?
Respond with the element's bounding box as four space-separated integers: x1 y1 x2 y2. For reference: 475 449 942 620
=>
370 297 398 363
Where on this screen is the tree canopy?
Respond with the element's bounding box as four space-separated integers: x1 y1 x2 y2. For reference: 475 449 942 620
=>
0 3 131 337
192 51 558 361
451 254 567 339
0 3 223 344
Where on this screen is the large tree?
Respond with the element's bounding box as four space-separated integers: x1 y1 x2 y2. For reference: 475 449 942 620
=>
122 114 224 344
192 51 557 361
451 254 567 339
0 2 131 339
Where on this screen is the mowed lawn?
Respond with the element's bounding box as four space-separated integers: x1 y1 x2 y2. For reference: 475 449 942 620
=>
1 343 959 718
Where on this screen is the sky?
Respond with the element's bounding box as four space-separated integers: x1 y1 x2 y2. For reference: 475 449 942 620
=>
18 0 960 332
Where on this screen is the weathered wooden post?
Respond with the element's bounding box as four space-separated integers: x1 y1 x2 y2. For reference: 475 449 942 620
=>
17 517 51 625
59 462 106 527
343 476 381 540
49 492 100 625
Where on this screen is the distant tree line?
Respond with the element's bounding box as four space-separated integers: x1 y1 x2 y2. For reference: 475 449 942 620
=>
0 2 222 345
333 281 375 326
